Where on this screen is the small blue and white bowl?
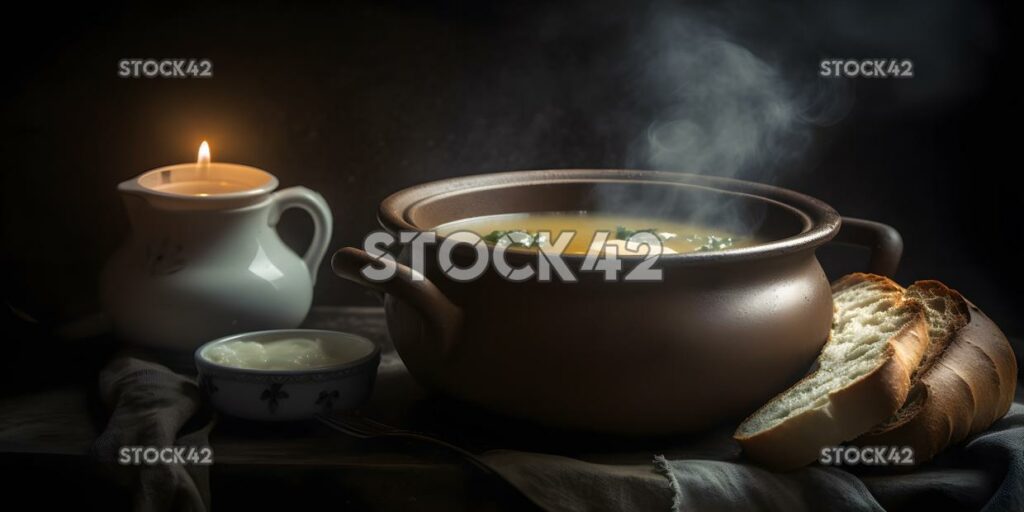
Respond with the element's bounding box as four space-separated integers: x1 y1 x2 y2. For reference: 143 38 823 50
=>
194 329 381 421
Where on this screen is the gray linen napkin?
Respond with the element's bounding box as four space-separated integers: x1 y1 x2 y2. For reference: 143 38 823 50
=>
480 402 1024 512
91 354 215 512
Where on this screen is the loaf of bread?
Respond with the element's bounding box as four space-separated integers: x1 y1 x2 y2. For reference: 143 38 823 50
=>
733 274 930 470
855 281 1018 463
734 274 1018 470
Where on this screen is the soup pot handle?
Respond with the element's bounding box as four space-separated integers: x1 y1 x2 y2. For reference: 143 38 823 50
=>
832 217 903 277
332 247 462 355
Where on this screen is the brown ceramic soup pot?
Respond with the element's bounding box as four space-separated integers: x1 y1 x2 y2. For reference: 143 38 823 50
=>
332 170 902 434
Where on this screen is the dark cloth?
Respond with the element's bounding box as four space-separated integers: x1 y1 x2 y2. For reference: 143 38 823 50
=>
90 348 1022 512
480 402 1024 512
91 355 215 512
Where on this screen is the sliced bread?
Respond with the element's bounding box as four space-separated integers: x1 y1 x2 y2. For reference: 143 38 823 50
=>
905 282 971 379
733 273 930 470
856 282 1017 462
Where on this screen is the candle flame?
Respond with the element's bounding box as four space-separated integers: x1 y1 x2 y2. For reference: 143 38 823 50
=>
197 141 211 166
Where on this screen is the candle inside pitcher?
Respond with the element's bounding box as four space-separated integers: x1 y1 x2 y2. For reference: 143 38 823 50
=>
151 141 255 196
102 142 334 352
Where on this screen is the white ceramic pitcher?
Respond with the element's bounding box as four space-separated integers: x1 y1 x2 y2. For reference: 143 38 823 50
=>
101 160 333 352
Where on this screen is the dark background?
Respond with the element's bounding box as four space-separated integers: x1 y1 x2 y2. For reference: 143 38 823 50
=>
2 0 1021 335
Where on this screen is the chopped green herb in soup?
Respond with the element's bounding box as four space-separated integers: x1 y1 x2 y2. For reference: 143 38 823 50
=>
435 212 755 255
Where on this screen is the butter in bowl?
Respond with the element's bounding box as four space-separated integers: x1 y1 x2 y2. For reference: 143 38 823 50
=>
194 329 381 421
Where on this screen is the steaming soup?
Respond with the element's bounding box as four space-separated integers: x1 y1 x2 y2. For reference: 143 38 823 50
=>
435 211 756 255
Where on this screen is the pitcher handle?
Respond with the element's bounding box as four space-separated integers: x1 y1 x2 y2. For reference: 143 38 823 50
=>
270 187 333 282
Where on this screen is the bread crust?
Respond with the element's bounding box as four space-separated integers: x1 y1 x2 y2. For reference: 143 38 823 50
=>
905 280 971 382
733 274 930 471
856 299 1018 463
830 272 899 295
863 280 973 439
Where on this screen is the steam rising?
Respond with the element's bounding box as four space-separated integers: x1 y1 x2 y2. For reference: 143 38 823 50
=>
585 5 856 234
626 8 850 182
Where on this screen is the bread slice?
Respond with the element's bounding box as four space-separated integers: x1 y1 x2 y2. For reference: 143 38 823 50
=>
858 281 971 448
733 273 930 470
905 281 971 382
855 282 1017 462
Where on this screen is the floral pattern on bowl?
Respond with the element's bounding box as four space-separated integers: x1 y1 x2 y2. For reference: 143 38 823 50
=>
194 329 380 421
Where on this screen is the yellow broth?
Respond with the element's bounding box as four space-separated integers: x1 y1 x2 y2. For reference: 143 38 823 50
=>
434 211 756 254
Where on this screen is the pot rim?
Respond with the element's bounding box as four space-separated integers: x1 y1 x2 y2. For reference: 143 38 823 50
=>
378 169 841 264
